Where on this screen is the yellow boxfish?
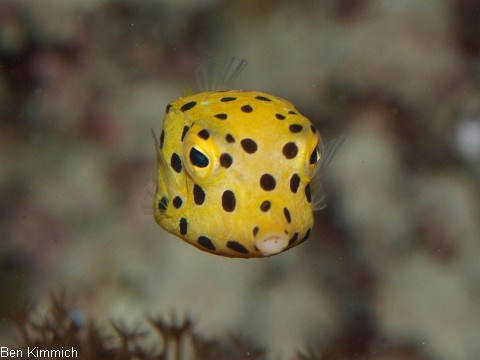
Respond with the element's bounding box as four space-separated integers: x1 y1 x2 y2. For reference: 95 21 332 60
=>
153 58 343 258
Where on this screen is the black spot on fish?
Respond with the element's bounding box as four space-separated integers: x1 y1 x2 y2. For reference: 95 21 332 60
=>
227 240 249 254
283 207 291 224
194 184 205 205
221 96 237 102
180 101 197 112
222 190 236 212
173 196 183 209
253 226 259 237
198 129 210 140
226 134 235 143
241 104 253 113
282 142 298 159
220 153 233 168
288 232 299 246
159 129 165 149
305 184 311 203
310 125 316 134
289 124 303 133
241 138 258 153
166 103 172 113
198 236 216 250
275 113 286 120
260 174 276 191
158 196 168 212
288 110 297 115
180 218 188 235
260 200 271 212
170 153 182 173
255 95 271 102
215 113 228 120
290 174 300 193
299 228 311 244
181 126 189 141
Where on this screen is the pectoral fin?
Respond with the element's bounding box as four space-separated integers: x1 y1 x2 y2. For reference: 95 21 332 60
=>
311 136 345 211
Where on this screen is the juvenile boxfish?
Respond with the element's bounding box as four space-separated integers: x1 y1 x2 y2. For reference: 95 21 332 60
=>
153 58 343 258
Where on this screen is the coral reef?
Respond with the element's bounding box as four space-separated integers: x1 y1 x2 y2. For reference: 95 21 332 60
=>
10 294 266 360
9 294 430 359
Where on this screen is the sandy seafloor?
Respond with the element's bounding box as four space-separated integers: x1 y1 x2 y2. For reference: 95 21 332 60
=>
1 0 480 359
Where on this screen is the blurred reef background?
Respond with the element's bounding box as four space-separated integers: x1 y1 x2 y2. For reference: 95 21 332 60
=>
1 0 480 359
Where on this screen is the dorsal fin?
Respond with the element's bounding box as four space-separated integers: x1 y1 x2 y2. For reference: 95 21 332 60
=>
183 56 248 95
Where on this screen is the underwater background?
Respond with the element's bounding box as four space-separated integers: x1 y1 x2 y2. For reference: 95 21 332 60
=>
1 0 480 359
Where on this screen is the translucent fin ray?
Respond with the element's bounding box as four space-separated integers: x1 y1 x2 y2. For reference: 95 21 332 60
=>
320 135 346 171
194 56 248 93
311 136 346 211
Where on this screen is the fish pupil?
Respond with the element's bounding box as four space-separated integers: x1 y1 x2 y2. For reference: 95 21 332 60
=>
309 148 319 164
190 147 209 168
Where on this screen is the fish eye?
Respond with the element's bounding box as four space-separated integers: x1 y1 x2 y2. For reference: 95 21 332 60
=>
183 125 220 182
190 147 209 168
303 132 323 180
309 147 320 164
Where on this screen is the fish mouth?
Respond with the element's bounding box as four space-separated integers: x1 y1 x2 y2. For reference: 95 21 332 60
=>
255 234 289 256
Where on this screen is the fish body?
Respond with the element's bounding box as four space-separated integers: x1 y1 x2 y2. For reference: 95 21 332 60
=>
153 89 332 258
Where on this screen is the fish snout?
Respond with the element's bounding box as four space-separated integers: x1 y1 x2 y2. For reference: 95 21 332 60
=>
250 199 299 256
255 233 289 256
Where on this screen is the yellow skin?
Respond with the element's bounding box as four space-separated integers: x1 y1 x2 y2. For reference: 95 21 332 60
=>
154 90 323 258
